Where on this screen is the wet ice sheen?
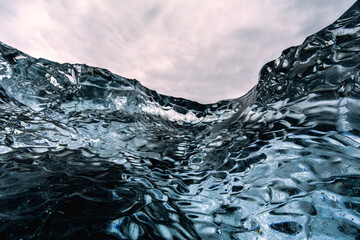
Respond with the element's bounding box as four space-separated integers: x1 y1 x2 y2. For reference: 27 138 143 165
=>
1 2 360 239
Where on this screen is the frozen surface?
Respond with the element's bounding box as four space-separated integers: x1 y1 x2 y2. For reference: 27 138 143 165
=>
0 2 360 239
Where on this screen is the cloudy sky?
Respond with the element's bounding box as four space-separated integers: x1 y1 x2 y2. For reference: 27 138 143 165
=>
0 0 356 103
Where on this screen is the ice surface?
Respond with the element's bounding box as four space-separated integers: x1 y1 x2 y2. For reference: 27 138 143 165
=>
0 1 360 239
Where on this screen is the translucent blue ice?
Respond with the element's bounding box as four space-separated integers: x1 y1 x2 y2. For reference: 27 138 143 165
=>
0 1 360 239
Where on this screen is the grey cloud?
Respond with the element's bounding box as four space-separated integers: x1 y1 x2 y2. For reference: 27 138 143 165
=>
143 5 162 22
0 0 355 103
282 0 356 38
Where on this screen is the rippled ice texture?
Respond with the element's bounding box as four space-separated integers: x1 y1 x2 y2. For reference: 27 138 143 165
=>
1 2 360 240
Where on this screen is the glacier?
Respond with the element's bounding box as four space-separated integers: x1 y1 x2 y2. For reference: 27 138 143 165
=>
0 1 360 239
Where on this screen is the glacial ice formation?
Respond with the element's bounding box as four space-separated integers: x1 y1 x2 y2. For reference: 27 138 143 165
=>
0 1 360 239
